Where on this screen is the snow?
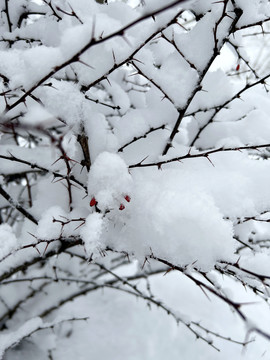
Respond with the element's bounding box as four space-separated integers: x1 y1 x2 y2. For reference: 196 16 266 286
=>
87 152 133 211
36 206 67 240
174 10 216 72
0 224 17 260
80 213 104 258
31 178 71 219
121 170 235 270
235 0 270 28
0 46 64 89
0 318 43 359
1 0 270 359
21 105 55 126
190 70 233 111
0 317 81 359
136 47 199 108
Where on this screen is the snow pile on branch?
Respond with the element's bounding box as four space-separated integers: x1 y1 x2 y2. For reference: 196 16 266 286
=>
88 152 133 211
0 224 17 260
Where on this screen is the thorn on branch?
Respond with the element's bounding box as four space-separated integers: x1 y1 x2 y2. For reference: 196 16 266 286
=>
204 155 215 167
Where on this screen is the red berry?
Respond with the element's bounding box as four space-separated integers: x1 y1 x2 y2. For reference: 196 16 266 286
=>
119 204 125 211
236 64 240 71
124 195 131 202
90 197 97 207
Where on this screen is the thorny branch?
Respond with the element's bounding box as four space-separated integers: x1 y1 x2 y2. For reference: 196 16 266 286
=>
149 254 270 341
1 0 270 356
129 143 270 169
161 2 243 156
1 0 187 115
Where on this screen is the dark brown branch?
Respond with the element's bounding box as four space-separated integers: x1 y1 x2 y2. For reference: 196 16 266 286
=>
80 12 182 93
235 17 270 32
149 254 270 340
77 130 91 171
0 153 87 191
0 184 38 225
227 40 259 79
0 238 82 282
85 94 120 110
131 61 176 106
162 4 243 155
3 2 185 114
2 317 87 356
17 11 47 28
118 124 166 152
190 70 270 146
38 267 165 318
129 143 270 169
42 1 62 21
0 282 49 327
4 0 12 33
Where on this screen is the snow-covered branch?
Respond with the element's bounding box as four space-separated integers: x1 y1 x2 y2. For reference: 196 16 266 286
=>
1 0 270 358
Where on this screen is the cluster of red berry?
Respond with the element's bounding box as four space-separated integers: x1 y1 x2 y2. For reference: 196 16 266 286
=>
90 195 131 210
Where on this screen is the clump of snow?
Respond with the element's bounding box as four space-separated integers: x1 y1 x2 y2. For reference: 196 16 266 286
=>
60 20 105 59
215 137 244 149
234 0 270 28
196 108 270 149
0 46 63 89
113 109 149 145
88 152 132 211
174 11 216 72
0 316 78 359
21 105 55 126
36 206 67 240
102 80 130 114
40 80 87 131
191 0 213 14
31 177 70 219
0 317 43 359
136 48 199 108
85 112 119 159
191 70 233 110
112 170 236 271
80 213 104 258
0 224 17 260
